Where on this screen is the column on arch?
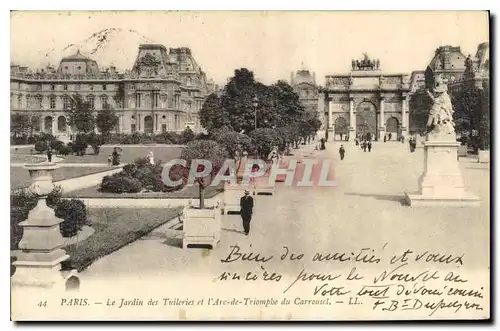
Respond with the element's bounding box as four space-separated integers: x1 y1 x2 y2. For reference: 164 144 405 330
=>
378 96 386 140
348 97 355 140
401 95 409 138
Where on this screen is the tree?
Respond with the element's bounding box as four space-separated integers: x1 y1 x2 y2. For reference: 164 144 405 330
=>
221 68 260 133
65 95 95 134
11 113 31 139
181 140 227 209
452 83 483 151
96 104 118 141
477 81 490 150
269 80 307 128
180 127 196 144
214 131 254 174
199 93 230 133
200 69 306 135
248 128 282 160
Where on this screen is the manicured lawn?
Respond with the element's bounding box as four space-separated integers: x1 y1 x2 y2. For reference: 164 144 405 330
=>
10 146 183 164
63 207 183 271
64 183 224 199
10 166 118 189
60 146 183 164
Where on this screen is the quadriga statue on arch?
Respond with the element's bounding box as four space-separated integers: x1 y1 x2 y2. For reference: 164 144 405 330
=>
425 75 456 139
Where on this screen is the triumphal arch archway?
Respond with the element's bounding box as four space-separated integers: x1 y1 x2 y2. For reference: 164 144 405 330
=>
323 54 411 141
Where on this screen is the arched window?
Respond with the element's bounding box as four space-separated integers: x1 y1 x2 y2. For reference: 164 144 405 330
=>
144 116 154 133
57 116 66 132
31 116 40 132
44 116 53 132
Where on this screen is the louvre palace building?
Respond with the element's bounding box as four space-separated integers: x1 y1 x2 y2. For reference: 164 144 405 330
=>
10 44 217 140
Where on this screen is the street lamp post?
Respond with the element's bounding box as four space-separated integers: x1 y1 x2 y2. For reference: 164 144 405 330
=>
253 96 258 131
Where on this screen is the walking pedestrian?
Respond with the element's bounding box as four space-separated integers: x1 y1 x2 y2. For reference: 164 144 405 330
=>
112 147 121 166
47 147 53 162
362 141 367 152
388 132 392 141
339 144 345 160
147 150 155 165
240 189 254 236
383 135 387 143
368 141 372 152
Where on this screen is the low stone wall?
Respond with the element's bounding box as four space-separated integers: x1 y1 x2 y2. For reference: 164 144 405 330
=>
74 194 223 209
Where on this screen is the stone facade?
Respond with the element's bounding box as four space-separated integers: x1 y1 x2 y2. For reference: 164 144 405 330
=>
409 42 489 134
290 69 324 127
323 55 411 141
10 45 216 140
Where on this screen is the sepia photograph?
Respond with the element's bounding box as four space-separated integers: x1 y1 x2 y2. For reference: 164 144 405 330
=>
9 10 490 321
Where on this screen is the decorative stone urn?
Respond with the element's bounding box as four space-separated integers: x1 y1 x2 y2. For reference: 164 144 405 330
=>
11 161 79 290
183 200 222 249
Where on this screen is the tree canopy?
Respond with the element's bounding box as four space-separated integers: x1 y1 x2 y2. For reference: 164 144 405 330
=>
200 68 312 136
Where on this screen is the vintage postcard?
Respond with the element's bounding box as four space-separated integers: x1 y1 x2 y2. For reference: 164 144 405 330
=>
10 11 490 321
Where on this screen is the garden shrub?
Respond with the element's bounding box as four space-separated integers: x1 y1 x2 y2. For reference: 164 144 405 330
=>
100 173 143 193
122 163 139 176
58 145 72 156
50 140 64 152
27 136 37 144
130 132 143 144
46 185 63 207
10 186 85 248
55 199 87 238
72 134 88 156
34 140 47 153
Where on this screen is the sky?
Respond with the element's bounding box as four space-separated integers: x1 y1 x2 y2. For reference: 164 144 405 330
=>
10 11 489 86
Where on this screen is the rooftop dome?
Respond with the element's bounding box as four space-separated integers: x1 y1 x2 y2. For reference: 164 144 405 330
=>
61 49 93 61
292 69 316 85
57 49 100 74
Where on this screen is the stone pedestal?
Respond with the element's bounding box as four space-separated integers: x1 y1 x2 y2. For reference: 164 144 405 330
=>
378 127 386 141
405 136 480 207
11 162 79 290
348 127 355 141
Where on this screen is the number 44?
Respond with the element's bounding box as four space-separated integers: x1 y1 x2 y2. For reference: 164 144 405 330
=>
37 301 47 308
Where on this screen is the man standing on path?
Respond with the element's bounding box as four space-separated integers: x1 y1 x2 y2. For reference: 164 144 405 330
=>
368 141 372 152
47 147 53 162
339 144 345 160
240 189 254 236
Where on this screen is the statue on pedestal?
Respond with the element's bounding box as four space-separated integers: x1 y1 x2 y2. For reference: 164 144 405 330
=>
425 75 455 139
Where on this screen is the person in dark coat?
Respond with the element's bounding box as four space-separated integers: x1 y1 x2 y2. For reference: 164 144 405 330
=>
388 132 392 141
240 189 254 236
320 138 326 150
112 147 120 166
47 147 53 162
368 141 372 152
362 141 367 152
383 135 387 143
339 145 345 160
